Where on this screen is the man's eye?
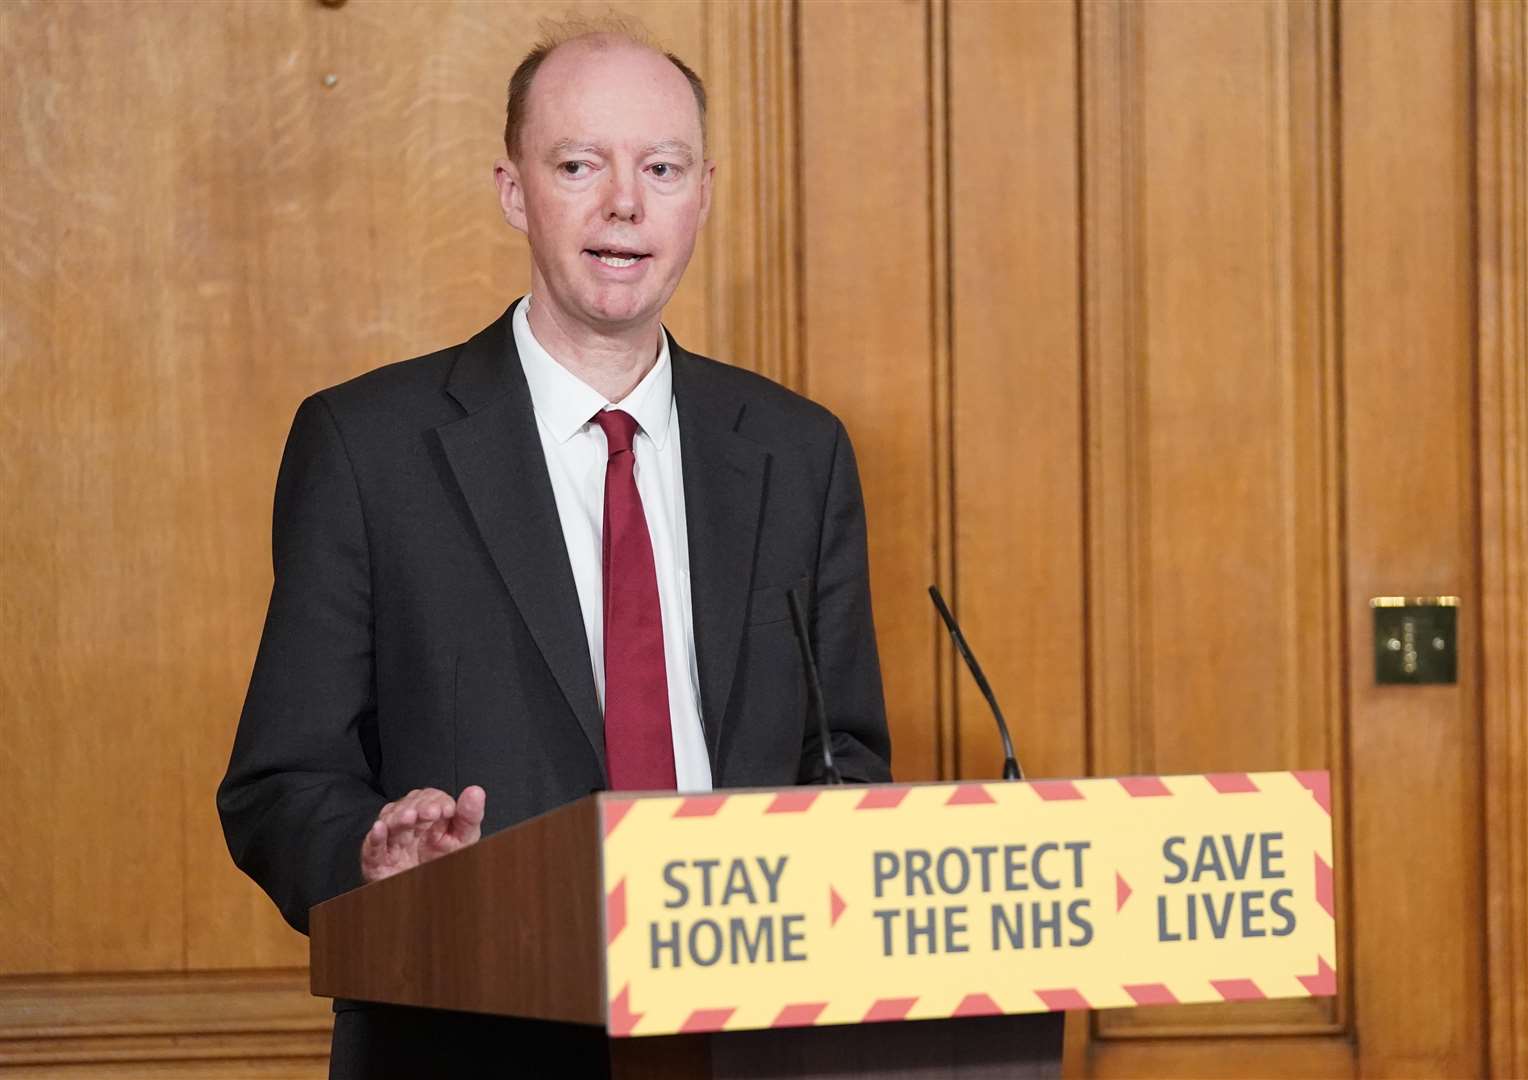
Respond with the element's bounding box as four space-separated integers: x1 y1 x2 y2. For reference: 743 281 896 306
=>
650 162 680 179
559 161 588 177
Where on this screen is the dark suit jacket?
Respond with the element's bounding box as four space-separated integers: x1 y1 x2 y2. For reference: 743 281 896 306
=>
217 300 891 940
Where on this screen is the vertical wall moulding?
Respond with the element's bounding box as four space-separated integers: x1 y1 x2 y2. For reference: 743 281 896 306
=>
929 0 956 781
1341 0 1486 1073
947 0 1086 789
796 0 940 781
703 0 799 385
1476 2 1528 1076
1309 0 1354 1038
1079 0 1151 803
1082 0 1346 1047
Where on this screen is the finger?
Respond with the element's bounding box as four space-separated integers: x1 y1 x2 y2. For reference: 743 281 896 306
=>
360 819 389 879
420 813 452 853
387 816 421 866
363 819 388 854
449 785 487 842
380 799 413 831
415 790 455 823
377 790 456 859
457 786 487 826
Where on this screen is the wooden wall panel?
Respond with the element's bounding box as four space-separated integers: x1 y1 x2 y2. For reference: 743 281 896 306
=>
4 0 1523 1075
0 971 326 1074
1080 0 1342 1042
1088 0 1336 786
1340 1 1486 1075
798 0 940 783
701 0 799 387
948 0 1086 784
0 0 767 1069
0 0 729 983
1477 5 1528 1076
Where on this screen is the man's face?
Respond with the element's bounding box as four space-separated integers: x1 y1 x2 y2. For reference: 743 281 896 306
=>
495 39 713 336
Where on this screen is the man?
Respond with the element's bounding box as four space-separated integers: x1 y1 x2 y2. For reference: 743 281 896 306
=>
219 18 890 1077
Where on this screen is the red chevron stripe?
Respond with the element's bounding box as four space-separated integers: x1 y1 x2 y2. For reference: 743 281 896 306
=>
1294 770 1333 815
679 1008 735 1033
863 997 918 1022
1032 780 1085 801
1035 988 1090 1011
765 790 820 814
674 795 728 818
608 984 642 1037
1315 853 1335 918
1206 773 1260 794
772 1002 828 1028
602 800 635 838
1211 979 1266 1001
605 877 626 945
1116 872 1133 912
946 783 995 805
857 787 910 810
1124 983 1179 1006
952 993 1002 1017
1298 956 1337 996
1118 776 1172 797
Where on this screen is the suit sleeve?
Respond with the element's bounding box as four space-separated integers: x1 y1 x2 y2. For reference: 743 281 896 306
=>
799 420 893 784
217 394 386 934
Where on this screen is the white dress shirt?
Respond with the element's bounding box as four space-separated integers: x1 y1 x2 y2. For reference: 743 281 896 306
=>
512 298 712 792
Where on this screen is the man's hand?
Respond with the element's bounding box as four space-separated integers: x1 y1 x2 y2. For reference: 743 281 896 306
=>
359 786 486 884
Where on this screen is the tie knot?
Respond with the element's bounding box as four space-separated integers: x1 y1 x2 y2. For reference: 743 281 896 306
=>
593 408 640 455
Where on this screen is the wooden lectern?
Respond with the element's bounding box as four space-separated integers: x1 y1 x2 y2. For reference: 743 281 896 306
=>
312 771 1334 1076
310 788 1065 1079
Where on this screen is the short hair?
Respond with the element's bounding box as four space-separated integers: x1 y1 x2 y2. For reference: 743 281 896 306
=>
503 14 708 161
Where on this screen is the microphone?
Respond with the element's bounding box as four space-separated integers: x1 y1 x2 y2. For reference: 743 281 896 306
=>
928 585 1024 781
786 587 843 785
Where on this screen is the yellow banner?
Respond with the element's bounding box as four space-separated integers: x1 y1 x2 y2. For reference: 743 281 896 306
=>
600 772 1335 1036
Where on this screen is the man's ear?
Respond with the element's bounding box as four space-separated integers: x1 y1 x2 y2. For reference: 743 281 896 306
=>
697 159 717 230
493 157 528 234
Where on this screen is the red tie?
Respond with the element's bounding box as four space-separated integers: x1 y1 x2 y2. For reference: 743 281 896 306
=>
592 409 677 791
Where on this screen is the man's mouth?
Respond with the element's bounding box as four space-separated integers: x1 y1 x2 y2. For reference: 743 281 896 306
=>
585 248 650 268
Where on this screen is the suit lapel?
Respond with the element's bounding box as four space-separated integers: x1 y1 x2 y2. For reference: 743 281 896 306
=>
672 345 769 773
434 303 607 778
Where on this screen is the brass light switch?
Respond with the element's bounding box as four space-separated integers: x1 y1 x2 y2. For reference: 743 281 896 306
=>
1371 597 1458 685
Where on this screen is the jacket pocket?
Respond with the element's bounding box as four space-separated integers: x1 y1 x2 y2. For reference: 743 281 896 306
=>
747 576 810 626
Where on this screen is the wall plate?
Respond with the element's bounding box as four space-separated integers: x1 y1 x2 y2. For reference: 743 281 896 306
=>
1371 596 1459 685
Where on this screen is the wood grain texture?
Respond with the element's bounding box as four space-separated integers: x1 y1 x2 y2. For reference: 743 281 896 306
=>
930 0 957 783
2 1061 325 1080
1476 3 1528 1077
310 795 604 1025
797 0 940 784
0 0 732 982
948 0 1086 786
1339 1 1486 1075
1080 0 1342 1043
0 0 767 1071
1085 1033 1353 1079
0 970 328 1068
702 0 800 387
3 0 1521 1076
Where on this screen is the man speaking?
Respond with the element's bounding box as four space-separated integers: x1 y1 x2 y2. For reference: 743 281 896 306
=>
217 16 891 1077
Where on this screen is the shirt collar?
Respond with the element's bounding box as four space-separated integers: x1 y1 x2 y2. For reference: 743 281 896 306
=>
512 297 674 449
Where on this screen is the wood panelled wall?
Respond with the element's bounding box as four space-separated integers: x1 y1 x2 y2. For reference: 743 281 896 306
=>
1 1 1523 1076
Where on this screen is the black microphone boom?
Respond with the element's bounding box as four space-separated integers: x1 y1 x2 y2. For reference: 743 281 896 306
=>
928 585 1024 781
786 587 843 785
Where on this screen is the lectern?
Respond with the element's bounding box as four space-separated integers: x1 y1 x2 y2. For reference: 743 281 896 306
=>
311 774 1335 1077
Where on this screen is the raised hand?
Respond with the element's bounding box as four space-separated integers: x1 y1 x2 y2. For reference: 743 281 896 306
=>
359 785 486 884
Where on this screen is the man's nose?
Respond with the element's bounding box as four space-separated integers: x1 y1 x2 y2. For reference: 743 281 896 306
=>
603 166 643 223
